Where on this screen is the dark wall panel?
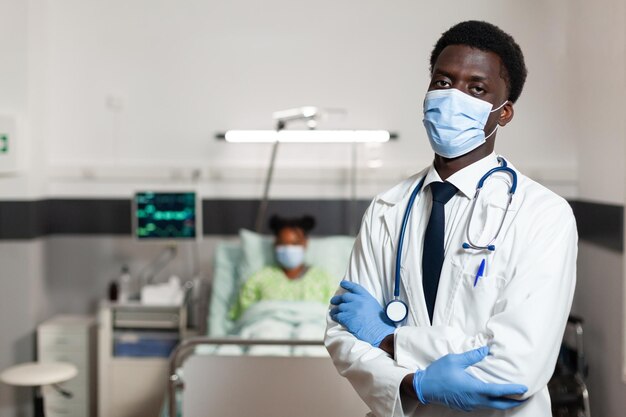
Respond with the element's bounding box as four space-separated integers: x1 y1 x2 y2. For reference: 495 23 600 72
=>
0 201 46 239
571 200 623 252
0 199 623 252
0 199 371 239
44 199 132 235
202 199 370 236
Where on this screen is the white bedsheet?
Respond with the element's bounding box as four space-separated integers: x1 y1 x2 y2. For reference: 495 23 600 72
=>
197 300 329 356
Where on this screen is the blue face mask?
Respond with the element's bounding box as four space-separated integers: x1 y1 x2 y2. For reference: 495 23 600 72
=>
422 89 507 158
275 245 305 270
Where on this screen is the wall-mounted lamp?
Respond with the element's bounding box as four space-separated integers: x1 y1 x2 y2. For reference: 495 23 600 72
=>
272 106 319 129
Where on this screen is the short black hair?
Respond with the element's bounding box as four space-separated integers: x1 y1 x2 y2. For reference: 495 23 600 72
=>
429 20 528 103
268 215 316 236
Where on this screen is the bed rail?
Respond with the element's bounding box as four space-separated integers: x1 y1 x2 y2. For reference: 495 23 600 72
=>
167 337 325 417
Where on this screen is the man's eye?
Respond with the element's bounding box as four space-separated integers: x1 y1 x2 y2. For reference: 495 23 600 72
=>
434 80 450 88
471 86 485 94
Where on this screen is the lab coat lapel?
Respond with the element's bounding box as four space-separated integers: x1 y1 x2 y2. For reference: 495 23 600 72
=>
384 202 428 325
402 217 431 326
381 203 402 253
381 172 428 325
379 172 425 252
380 179 431 327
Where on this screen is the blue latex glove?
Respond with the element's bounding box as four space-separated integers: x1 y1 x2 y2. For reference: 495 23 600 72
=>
329 280 396 347
413 346 528 412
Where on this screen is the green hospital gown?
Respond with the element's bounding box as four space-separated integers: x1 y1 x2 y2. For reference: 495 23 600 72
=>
231 265 337 320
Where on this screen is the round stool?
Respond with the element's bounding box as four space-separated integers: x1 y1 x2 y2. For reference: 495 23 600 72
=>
1 362 78 417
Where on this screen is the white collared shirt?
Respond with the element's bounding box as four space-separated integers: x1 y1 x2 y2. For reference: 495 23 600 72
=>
416 152 502 267
325 154 577 417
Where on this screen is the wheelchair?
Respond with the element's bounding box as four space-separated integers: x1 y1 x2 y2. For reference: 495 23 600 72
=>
548 315 591 417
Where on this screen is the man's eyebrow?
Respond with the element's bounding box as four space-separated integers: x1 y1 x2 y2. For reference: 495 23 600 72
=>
469 74 489 82
432 69 490 83
432 69 453 78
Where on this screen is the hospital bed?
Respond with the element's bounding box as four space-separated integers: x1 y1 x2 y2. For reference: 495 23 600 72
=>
161 230 369 417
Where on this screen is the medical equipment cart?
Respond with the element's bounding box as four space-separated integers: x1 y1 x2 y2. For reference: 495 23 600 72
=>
98 302 186 417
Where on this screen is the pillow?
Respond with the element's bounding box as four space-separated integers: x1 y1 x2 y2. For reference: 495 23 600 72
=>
306 235 357 281
208 241 243 336
238 228 355 284
238 229 274 286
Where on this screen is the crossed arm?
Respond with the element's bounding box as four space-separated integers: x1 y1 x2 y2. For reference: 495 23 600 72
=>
326 201 578 414
329 281 527 411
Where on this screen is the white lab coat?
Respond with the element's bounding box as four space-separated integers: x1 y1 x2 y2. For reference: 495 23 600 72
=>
325 154 577 417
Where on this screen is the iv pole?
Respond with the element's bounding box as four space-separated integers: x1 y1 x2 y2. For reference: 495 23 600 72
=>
255 120 284 232
254 107 319 232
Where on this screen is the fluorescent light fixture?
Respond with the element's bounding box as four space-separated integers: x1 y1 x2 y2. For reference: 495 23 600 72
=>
224 130 391 143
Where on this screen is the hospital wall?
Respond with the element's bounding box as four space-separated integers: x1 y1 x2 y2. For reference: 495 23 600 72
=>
0 1 48 416
36 0 577 199
566 1 626 417
0 1 623 417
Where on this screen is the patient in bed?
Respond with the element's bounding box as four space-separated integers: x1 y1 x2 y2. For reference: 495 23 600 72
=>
226 215 336 355
231 214 336 320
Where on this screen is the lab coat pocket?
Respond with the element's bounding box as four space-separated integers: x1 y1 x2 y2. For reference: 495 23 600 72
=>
453 270 506 334
472 193 515 249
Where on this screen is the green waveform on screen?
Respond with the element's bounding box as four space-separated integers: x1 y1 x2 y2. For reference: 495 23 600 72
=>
135 192 198 239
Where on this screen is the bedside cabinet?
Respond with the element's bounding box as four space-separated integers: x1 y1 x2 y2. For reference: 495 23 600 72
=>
37 315 97 417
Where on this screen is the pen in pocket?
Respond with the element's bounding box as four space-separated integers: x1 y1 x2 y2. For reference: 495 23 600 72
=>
474 259 486 287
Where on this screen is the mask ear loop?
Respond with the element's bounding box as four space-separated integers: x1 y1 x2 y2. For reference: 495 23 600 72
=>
484 100 509 140
490 100 509 113
484 125 498 140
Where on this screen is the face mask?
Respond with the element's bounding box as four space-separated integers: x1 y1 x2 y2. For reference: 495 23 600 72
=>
422 88 507 158
275 245 305 270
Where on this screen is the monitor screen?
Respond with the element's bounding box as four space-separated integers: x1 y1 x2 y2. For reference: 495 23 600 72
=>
134 192 200 240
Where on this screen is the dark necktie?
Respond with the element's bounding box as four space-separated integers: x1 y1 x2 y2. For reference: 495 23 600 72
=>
422 181 458 323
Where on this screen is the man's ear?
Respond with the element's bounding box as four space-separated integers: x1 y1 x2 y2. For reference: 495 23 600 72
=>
498 102 514 126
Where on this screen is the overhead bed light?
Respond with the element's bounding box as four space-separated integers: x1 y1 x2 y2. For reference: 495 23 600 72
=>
223 130 391 143
216 106 396 233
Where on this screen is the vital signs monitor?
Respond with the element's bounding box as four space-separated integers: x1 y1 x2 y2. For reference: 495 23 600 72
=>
133 192 201 240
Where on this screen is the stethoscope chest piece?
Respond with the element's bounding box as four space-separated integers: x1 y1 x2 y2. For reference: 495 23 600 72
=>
385 299 408 323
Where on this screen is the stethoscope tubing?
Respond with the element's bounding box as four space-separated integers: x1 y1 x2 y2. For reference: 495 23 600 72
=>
464 165 517 251
393 177 426 298
391 157 517 314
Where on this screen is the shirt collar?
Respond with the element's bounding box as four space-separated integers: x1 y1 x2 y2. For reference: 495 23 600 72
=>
423 152 500 199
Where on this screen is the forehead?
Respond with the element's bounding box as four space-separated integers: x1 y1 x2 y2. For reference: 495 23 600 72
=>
277 227 305 240
432 44 507 86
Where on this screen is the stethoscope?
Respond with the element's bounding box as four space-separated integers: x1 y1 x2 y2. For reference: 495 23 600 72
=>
385 157 518 323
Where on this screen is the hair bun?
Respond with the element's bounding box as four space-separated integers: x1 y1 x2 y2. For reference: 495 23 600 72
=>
267 214 316 235
299 215 316 233
268 214 285 235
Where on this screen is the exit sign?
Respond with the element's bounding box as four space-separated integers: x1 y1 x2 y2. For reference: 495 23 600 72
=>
0 134 8 153
0 116 16 173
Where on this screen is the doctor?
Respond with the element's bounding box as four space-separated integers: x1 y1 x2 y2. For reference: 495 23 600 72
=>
326 20 577 417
